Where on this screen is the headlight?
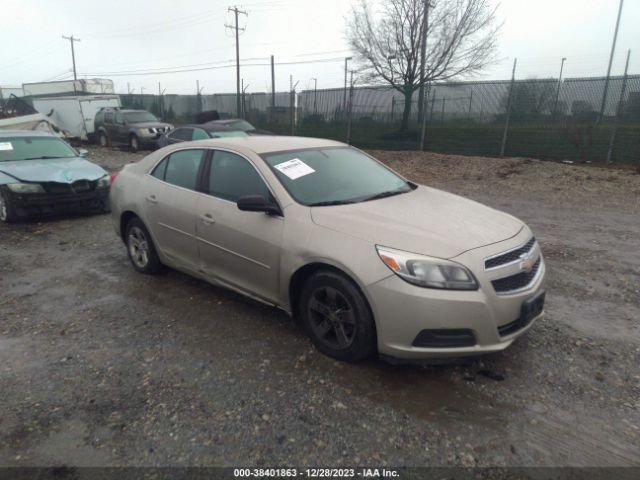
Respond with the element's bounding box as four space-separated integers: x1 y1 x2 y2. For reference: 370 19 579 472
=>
6 183 45 194
138 128 151 136
96 174 111 189
376 246 478 290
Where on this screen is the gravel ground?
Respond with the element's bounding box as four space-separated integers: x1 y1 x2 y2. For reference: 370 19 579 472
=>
0 146 639 469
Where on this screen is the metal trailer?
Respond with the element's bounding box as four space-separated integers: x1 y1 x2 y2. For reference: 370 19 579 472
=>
22 79 115 97
31 95 121 141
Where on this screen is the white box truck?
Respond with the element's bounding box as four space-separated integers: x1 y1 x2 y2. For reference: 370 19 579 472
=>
31 94 121 141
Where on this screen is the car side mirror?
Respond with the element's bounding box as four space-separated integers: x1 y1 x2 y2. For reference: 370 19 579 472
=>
237 195 281 216
78 148 89 157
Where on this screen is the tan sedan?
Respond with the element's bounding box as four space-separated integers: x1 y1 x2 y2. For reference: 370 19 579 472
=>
109 136 545 362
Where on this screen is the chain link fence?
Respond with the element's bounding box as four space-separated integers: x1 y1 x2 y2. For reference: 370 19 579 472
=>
119 74 640 164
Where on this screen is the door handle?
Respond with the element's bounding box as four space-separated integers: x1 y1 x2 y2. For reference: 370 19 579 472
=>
200 213 215 225
146 195 158 204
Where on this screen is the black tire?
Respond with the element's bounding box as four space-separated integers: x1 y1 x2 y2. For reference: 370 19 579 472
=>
98 131 108 148
129 134 140 153
0 187 18 223
299 270 376 362
124 217 162 274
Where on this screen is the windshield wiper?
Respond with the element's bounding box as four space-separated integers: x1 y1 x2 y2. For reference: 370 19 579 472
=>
308 199 358 207
23 156 70 160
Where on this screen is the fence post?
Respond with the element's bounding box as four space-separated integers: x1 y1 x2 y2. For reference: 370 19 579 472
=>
346 71 354 144
429 91 437 123
607 49 631 163
500 58 518 157
419 82 430 151
441 97 446 126
468 88 473 122
391 97 395 123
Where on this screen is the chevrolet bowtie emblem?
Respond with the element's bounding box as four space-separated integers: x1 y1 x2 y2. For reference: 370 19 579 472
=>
519 253 535 272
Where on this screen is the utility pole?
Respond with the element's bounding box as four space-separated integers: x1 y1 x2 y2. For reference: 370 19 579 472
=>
127 82 131 94
270 55 276 120
196 80 203 113
226 6 247 118
62 35 81 81
346 70 354 144
553 57 567 119
500 58 517 157
418 0 429 123
289 75 299 135
343 57 352 113
607 49 631 163
241 79 250 119
311 77 318 115
158 82 166 120
598 0 624 124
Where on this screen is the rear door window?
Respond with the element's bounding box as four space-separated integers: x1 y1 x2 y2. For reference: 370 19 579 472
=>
163 149 205 191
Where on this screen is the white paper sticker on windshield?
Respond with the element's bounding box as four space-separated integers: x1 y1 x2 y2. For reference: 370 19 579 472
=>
0 142 13 151
273 158 315 180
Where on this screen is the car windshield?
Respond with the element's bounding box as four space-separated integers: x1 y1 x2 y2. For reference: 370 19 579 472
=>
224 120 254 131
210 131 249 138
124 111 158 123
262 147 412 206
0 136 78 162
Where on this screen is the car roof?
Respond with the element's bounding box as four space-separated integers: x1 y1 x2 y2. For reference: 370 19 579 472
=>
186 135 347 154
0 130 57 138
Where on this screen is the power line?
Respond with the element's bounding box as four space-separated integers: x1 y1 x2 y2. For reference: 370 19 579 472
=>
80 56 348 77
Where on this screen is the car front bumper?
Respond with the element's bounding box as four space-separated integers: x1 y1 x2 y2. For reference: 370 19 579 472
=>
366 233 546 360
8 188 110 218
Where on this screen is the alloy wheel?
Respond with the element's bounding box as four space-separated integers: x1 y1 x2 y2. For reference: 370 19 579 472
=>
128 226 150 268
307 286 356 350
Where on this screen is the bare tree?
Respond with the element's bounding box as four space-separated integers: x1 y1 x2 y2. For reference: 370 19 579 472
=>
347 0 500 131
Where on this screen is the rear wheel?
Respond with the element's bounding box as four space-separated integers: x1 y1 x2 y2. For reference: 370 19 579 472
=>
125 217 162 274
0 187 18 223
299 270 376 362
129 134 140 152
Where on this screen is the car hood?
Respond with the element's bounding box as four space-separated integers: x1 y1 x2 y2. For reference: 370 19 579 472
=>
310 186 523 259
0 157 107 184
130 122 171 129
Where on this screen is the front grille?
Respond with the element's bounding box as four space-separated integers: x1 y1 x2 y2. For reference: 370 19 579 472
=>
43 181 96 194
491 257 541 293
485 237 536 269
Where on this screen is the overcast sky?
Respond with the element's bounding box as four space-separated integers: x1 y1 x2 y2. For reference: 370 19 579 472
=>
2 0 638 95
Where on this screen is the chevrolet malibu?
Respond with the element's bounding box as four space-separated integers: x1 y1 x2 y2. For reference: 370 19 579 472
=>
0 130 111 223
110 136 545 362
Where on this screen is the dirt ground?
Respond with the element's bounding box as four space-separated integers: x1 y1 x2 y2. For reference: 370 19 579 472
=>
0 146 639 470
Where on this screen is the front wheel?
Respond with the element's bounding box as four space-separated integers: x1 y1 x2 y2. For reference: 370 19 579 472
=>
125 217 162 274
299 270 376 362
129 134 140 153
99 131 108 148
0 187 18 223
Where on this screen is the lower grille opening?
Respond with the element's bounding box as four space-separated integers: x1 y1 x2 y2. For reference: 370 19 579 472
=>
412 329 476 348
